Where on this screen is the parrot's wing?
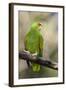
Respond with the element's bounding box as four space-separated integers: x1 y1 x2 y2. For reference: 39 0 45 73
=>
24 34 31 67
24 33 29 51
24 31 31 51
39 34 43 57
24 36 27 50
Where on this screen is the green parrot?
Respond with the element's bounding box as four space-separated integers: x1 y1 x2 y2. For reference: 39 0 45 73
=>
24 22 43 72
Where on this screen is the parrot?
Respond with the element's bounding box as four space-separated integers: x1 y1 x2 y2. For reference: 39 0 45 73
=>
24 22 43 72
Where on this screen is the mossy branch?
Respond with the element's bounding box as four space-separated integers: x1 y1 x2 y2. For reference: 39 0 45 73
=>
19 51 58 70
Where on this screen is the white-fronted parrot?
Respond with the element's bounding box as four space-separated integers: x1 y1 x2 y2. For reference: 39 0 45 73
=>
24 22 43 72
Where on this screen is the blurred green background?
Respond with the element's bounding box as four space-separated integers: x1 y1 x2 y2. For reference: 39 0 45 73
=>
18 11 58 79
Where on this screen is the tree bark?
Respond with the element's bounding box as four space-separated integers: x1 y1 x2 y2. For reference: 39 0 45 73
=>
19 50 58 70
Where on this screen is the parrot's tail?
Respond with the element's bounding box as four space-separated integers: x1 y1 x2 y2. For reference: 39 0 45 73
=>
32 62 40 72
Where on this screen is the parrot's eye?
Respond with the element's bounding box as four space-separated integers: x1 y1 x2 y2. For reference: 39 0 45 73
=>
38 23 42 26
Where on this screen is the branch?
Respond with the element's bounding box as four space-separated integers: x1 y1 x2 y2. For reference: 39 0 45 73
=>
19 51 58 70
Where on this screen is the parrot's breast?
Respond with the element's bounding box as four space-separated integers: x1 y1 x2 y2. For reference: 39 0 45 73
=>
25 30 40 53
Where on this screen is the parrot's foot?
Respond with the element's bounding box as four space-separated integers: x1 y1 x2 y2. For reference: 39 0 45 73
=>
32 52 37 56
31 52 38 59
24 50 30 54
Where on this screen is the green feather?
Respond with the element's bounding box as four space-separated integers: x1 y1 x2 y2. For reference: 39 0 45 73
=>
24 22 43 72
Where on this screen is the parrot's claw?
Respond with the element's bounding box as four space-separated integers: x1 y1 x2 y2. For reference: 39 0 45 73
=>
32 52 37 56
24 50 30 54
31 52 38 59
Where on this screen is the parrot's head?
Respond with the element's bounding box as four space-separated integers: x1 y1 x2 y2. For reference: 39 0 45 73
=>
31 22 42 31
